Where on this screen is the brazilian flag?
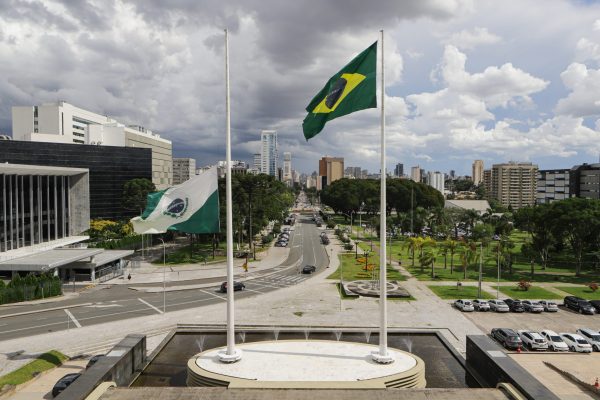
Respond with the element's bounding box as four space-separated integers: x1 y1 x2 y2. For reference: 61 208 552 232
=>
303 41 377 140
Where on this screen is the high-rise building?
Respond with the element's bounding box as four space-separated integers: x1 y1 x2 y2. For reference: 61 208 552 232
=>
410 166 421 182
318 156 344 189
344 166 362 179
260 130 278 177
483 169 492 196
472 160 484 185
12 101 172 190
449 170 456 179
427 171 445 194
252 153 261 171
537 169 570 204
490 162 538 209
283 152 292 185
172 158 196 185
394 163 404 177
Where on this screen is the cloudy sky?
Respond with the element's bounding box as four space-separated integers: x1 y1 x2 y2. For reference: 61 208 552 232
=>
2 0 600 176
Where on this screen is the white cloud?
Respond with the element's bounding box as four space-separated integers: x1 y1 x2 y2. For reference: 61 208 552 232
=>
443 27 501 50
555 62 600 117
437 45 548 108
575 37 600 63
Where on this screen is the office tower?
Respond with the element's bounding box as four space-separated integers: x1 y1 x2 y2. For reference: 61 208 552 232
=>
394 163 404 177
537 169 570 204
427 171 445 194
410 166 421 182
283 152 292 184
472 160 484 185
318 156 344 189
260 130 278 177
173 158 196 185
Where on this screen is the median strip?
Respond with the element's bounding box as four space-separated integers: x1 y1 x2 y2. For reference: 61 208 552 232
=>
0 303 93 320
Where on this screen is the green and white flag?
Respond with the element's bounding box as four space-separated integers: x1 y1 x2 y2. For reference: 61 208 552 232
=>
131 166 220 234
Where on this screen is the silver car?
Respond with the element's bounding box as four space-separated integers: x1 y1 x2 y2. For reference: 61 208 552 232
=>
522 300 544 313
488 299 510 312
454 299 475 312
539 300 559 312
472 299 490 311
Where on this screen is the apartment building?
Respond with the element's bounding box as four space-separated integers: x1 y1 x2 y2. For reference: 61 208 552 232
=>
490 162 538 209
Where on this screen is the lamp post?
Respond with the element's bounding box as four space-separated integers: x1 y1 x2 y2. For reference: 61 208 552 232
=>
358 202 365 240
157 237 166 313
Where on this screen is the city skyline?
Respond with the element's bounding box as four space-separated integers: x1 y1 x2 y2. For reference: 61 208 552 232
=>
2 1 600 174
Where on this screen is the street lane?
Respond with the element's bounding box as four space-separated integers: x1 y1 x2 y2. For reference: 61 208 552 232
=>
0 215 329 341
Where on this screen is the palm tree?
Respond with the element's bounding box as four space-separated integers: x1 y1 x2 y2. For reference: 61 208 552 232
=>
406 237 424 267
445 239 459 274
460 241 477 280
419 248 436 275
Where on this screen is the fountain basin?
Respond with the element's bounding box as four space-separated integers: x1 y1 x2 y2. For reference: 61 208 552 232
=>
187 340 426 388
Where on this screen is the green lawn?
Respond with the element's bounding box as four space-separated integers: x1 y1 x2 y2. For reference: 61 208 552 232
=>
327 253 405 281
0 351 68 389
427 285 494 299
556 286 600 300
498 286 562 299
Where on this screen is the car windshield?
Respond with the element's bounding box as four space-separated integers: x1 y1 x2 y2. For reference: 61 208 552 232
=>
551 336 563 342
508 336 521 342
496 301 506 305
591 335 600 341
464 301 472 305
577 339 589 345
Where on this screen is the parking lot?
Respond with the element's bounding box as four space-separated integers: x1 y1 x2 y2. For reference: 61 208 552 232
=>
460 304 600 337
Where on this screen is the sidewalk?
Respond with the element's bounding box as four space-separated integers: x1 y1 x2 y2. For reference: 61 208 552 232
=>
104 245 291 286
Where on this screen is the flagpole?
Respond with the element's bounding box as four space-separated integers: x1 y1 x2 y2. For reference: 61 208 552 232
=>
372 29 393 364
218 28 241 363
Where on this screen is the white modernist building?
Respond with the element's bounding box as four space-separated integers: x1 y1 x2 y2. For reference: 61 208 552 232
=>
427 171 445 194
260 130 278 177
173 158 196 185
12 101 173 190
283 152 292 185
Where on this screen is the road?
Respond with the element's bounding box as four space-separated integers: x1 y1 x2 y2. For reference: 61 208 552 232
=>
0 215 328 341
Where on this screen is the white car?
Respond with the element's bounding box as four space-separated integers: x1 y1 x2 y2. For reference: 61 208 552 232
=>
539 300 559 312
522 300 544 313
488 299 510 312
540 330 569 352
517 330 549 351
472 299 490 311
576 328 600 352
560 333 593 353
454 299 474 312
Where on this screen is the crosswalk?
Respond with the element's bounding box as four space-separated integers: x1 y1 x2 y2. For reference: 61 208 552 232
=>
248 272 309 289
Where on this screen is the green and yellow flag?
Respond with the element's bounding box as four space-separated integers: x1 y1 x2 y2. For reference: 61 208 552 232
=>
303 41 377 140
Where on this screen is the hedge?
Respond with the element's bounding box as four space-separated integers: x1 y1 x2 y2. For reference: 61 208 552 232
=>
0 273 62 305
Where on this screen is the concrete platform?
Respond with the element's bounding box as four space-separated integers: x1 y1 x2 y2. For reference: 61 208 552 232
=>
99 387 511 400
187 340 426 388
346 280 411 298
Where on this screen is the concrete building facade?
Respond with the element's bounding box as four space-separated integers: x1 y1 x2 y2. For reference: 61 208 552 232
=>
172 158 196 185
260 130 278 177
427 171 445 194
536 169 570 204
283 152 292 185
12 102 172 190
410 166 421 182
394 163 404 178
490 162 538 209
472 160 484 185
318 156 344 189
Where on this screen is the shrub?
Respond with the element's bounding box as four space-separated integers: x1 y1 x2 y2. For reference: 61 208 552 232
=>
326 221 336 229
334 228 342 237
272 223 281 235
261 234 273 245
589 282 599 292
344 243 354 251
518 280 531 291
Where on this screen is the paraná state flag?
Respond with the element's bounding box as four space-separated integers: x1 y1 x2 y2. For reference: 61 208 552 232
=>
302 41 377 140
131 166 220 234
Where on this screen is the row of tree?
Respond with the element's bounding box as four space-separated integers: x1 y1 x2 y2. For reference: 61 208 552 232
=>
0 273 62 305
514 198 600 276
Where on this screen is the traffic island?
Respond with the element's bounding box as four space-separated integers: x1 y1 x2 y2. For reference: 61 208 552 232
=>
345 280 411 298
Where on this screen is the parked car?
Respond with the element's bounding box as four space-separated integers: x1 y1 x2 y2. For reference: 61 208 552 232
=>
302 265 317 274
522 300 544 313
488 299 510 313
560 333 593 353
564 296 596 314
504 299 525 313
491 328 522 350
321 237 330 245
52 373 82 397
576 328 600 351
219 281 245 293
588 300 600 313
85 355 103 369
540 330 569 352
539 300 559 312
275 241 287 247
517 330 548 351
472 299 490 311
454 299 475 312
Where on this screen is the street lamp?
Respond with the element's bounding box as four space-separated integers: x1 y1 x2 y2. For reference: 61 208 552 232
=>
358 202 365 240
157 237 166 313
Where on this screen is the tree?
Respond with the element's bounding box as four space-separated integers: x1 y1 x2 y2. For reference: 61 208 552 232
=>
444 239 460 274
514 205 553 270
122 178 156 214
460 241 477 279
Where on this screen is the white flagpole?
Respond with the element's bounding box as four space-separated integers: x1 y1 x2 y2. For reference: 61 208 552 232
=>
372 29 394 364
218 28 241 363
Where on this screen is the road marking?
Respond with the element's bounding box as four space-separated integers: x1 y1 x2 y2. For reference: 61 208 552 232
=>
138 298 163 314
198 289 227 300
242 287 266 295
64 309 82 328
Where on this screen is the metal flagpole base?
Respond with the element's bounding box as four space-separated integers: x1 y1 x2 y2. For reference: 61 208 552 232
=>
371 350 395 364
217 348 242 363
